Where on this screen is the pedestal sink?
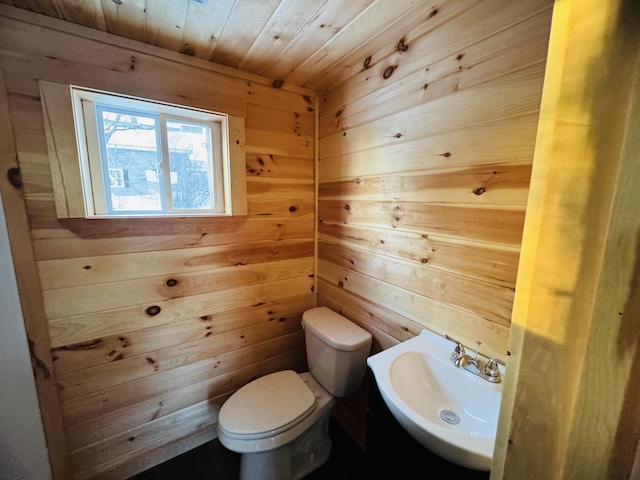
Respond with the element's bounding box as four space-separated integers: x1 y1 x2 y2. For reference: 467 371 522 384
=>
367 329 504 471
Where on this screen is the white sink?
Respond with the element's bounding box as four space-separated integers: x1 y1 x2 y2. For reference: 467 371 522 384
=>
367 329 504 471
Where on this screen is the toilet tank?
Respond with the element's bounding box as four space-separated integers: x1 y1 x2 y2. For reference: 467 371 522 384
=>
301 307 372 397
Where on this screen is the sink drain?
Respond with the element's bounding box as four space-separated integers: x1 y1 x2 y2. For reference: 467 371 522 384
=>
440 409 460 425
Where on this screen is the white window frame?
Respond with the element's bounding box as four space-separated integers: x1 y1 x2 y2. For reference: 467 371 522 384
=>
71 86 232 217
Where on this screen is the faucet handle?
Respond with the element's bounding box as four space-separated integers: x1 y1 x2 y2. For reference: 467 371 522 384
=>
484 358 500 378
450 342 465 364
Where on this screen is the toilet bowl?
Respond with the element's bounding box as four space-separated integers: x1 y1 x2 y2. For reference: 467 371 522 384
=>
217 307 372 480
218 371 335 479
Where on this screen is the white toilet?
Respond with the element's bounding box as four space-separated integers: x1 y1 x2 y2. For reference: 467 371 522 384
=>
217 306 372 480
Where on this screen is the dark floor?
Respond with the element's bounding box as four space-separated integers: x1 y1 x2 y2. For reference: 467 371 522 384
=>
130 372 491 479
129 416 365 480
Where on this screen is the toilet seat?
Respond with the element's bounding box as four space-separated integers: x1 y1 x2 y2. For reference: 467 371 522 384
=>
218 370 315 440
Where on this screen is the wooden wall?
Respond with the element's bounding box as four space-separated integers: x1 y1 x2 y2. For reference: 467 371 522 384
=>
5 2 637 479
317 0 553 361
0 7 315 479
0 1 562 478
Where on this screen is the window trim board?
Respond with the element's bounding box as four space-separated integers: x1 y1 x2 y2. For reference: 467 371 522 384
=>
39 80 247 220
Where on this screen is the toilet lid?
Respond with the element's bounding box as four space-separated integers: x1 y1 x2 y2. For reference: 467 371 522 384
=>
219 370 315 436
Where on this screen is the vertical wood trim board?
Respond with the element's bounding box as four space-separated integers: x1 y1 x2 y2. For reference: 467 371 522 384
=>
0 70 71 478
494 0 640 478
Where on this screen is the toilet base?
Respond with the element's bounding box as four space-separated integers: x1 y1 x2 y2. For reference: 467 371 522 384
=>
239 410 332 480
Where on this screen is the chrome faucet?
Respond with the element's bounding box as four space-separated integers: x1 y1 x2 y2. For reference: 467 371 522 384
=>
447 337 501 383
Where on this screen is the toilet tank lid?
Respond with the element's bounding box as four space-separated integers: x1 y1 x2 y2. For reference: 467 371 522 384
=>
302 307 372 351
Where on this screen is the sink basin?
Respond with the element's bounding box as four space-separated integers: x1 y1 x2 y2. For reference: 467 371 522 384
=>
367 329 504 471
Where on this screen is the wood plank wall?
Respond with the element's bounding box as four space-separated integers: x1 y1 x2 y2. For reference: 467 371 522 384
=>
0 7 315 479
317 0 553 361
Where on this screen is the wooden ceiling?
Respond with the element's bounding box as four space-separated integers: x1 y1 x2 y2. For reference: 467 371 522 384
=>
1 0 433 93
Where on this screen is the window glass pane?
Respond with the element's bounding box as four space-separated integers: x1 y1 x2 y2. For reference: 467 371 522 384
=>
98 107 163 213
73 87 232 218
166 120 214 210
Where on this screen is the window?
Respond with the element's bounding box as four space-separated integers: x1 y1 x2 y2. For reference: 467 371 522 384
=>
71 87 231 217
